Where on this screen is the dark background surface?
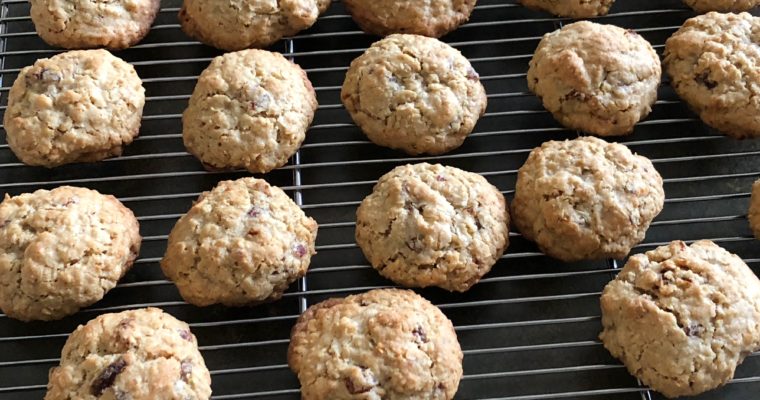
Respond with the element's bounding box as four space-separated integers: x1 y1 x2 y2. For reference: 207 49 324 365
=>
0 0 759 399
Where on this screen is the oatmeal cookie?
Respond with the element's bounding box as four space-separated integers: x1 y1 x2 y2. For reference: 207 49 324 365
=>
161 177 318 306
600 240 760 398
45 308 212 400
182 49 317 173
683 0 760 12
355 163 509 292
749 179 760 239
0 186 141 321
4 50 145 167
342 34 487 155
519 0 615 18
288 289 463 399
512 136 664 262
343 0 476 38
528 21 661 136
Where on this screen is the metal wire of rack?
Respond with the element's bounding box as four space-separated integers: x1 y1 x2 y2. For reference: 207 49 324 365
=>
0 0 759 399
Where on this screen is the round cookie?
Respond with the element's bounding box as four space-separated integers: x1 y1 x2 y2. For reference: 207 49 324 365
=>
343 0 476 38
519 0 615 18
600 240 760 398
683 0 760 12
30 0 160 50
527 21 661 137
512 136 664 262
161 177 318 307
342 34 487 155
288 289 463 399
664 12 760 139
749 179 760 239
179 0 330 51
182 49 317 173
4 49 145 168
356 163 509 292
0 186 141 321
45 308 212 400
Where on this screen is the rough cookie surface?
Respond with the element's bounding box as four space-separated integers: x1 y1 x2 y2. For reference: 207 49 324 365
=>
343 0 475 38
0 186 141 321
342 34 487 155
288 289 463 399
600 240 760 398
4 49 145 168
355 163 509 292
683 0 760 12
749 179 760 239
182 49 317 173
179 0 330 51
664 12 760 139
520 0 615 17
161 177 317 306
527 21 661 136
30 0 160 50
45 308 212 400
512 136 664 262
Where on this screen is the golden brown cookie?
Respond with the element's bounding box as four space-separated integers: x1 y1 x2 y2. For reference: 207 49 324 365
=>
342 34 487 155
30 0 160 50
45 308 212 400
0 186 141 321
4 50 145 167
683 0 760 12
519 0 615 18
161 177 318 306
182 49 317 173
600 240 760 398
749 179 760 239
288 289 463 399
664 12 760 139
512 137 664 262
528 21 661 136
355 163 509 292
343 0 476 38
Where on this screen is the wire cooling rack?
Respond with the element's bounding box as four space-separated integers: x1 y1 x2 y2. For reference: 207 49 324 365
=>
1 0 759 399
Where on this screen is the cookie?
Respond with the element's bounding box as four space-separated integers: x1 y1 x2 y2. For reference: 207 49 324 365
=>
4 49 145 168
30 0 160 50
600 240 760 398
343 0 476 38
182 49 317 173
512 136 664 262
749 179 760 239
179 0 330 51
664 12 760 139
519 0 614 17
288 288 463 399
342 34 487 155
161 177 317 307
527 21 661 136
683 0 760 12
45 307 212 400
355 163 509 292
0 186 141 321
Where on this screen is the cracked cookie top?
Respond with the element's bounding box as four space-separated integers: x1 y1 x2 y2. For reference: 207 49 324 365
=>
512 136 664 262
343 0 476 38
341 34 487 155
749 179 760 239
182 49 317 173
288 288 463 399
355 163 509 292
683 0 760 12
179 0 330 51
664 12 760 138
4 49 145 167
600 240 760 398
527 21 661 136
161 177 317 306
45 307 212 400
519 0 615 18
30 0 160 50
0 186 141 321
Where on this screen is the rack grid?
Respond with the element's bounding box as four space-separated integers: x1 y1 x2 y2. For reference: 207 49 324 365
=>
1 0 759 399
